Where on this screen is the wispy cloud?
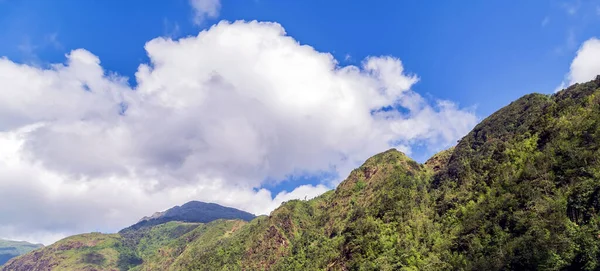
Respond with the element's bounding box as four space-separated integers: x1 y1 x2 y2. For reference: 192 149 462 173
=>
562 1 580 15
553 28 578 55
17 38 37 56
567 28 577 49
541 16 550 27
45 33 62 49
16 33 63 64
189 0 221 25
16 36 41 64
163 18 181 38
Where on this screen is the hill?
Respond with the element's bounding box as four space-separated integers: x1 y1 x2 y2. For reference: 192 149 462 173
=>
0 240 42 266
141 77 600 270
0 221 246 271
1 202 255 271
121 201 256 232
4 76 600 270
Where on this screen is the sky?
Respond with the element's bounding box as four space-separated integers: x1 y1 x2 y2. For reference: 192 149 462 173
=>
0 0 600 245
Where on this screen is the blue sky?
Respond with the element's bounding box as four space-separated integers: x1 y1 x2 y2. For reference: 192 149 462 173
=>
2 0 599 118
2 0 600 243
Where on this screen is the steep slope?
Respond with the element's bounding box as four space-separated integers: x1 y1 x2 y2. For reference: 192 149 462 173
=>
0 240 42 266
432 76 600 270
148 76 600 270
424 146 454 173
6 76 600 270
139 149 443 270
122 201 255 232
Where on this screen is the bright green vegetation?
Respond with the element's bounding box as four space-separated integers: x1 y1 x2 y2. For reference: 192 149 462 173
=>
170 149 441 270
1 233 121 271
1 221 246 271
4 77 600 270
0 240 42 266
431 77 600 270
135 219 248 270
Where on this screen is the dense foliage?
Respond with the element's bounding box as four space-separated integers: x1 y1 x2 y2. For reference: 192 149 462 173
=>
3 77 600 270
433 76 600 270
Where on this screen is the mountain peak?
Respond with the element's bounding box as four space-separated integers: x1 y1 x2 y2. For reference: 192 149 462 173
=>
122 201 256 232
7 77 600 270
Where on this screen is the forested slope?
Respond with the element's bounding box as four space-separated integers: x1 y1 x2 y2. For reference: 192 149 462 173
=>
4 77 600 270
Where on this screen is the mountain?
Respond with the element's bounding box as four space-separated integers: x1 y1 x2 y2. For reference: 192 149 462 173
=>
0 240 42 266
1 202 255 271
4 76 600 270
0 221 246 271
121 201 256 232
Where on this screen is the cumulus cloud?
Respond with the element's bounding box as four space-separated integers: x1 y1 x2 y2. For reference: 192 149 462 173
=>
557 37 600 91
0 20 477 244
567 38 600 84
189 0 221 25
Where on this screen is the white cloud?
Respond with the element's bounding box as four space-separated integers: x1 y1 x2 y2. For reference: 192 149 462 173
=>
189 0 221 25
0 20 477 245
557 37 600 91
568 38 600 83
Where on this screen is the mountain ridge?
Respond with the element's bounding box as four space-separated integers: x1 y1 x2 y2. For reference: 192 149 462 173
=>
4 76 600 270
1 200 257 271
120 201 256 233
0 239 43 266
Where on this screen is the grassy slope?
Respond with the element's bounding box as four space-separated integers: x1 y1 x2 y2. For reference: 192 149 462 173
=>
1 233 121 271
1 220 244 271
0 240 43 266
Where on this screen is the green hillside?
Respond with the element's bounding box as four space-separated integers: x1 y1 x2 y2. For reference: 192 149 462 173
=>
4 76 600 270
0 240 42 266
1 220 246 271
